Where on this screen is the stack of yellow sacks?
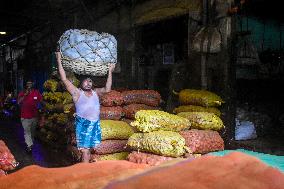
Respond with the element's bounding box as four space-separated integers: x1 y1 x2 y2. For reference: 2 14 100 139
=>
89 90 163 162
173 89 225 155
126 110 192 165
90 120 134 162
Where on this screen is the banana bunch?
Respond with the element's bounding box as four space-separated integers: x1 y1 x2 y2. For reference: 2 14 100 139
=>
174 89 224 107
101 120 134 140
177 112 224 131
62 92 73 104
44 103 54 111
127 131 189 157
56 113 69 125
131 110 190 132
43 92 63 103
63 103 74 113
43 79 58 92
173 105 221 117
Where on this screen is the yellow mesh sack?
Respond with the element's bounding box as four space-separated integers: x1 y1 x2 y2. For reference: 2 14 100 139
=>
131 110 190 133
91 152 129 162
173 105 221 117
127 131 189 157
101 120 134 140
174 89 224 107
177 112 224 131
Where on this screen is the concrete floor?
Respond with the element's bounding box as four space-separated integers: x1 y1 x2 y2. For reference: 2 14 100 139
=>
0 120 73 173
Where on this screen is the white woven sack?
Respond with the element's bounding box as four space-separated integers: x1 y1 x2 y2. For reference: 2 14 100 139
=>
58 29 117 76
235 119 257 140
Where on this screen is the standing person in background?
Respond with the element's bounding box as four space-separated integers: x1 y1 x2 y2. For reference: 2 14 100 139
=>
18 80 42 153
55 52 115 163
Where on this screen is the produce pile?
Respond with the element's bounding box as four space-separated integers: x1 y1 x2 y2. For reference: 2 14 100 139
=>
87 90 163 162
172 89 225 155
39 74 164 162
125 109 190 165
39 78 226 165
100 90 162 121
89 120 134 162
126 89 225 166
37 72 78 153
0 140 18 175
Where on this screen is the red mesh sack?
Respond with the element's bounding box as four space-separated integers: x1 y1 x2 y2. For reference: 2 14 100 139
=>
127 151 175 166
114 88 128 92
0 161 149 189
0 140 18 171
123 104 161 119
121 90 161 107
179 129 224 154
100 90 124 107
100 106 123 120
105 152 284 189
93 140 128 155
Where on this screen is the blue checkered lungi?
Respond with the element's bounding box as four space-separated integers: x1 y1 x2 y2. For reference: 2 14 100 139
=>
75 115 101 149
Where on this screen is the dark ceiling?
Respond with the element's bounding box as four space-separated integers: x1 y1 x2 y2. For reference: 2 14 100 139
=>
0 0 282 44
242 0 283 21
0 0 52 43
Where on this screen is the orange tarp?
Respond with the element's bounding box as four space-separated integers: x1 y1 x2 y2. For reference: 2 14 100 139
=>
105 152 284 189
0 161 149 189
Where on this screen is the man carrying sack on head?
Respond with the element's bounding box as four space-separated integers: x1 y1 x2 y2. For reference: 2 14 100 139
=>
55 52 115 163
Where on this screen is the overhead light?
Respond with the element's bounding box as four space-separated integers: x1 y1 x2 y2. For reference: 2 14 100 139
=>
0 32 7 35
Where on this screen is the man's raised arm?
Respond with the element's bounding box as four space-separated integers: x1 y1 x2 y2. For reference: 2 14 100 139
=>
55 52 78 96
96 64 115 95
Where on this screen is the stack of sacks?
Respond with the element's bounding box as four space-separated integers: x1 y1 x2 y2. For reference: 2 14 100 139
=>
100 90 162 122
100 90 124 120
127 110 192 166
40 86 163 162
0 140 18 174
121 90 162 123
89 120 134 162
173 89 224 116
91 89 164 162
172 89 225 155
39 72 78 149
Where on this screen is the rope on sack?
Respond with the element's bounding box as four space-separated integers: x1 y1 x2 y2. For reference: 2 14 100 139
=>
59 30 117 64
58 29 117 76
